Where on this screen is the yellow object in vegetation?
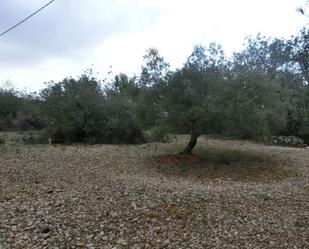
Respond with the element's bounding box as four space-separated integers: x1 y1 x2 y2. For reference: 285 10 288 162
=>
48 137 53 145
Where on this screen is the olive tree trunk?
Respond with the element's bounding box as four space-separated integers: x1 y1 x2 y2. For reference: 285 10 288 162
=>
183 120 199 154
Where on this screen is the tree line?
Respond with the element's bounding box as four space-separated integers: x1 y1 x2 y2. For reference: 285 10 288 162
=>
0 28 308 153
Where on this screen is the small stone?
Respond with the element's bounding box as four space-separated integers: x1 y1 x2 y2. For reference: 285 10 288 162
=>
117 238 128 246
41 227 51 234
77 240 86 247
87 234 94 239
110 212 118 218
43 233 50 239
86 243 95 249
131 201 137 210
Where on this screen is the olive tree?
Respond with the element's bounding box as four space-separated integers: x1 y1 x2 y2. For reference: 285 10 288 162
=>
164 44 226 153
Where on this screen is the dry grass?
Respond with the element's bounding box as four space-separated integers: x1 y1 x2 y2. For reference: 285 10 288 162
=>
0 133 308 248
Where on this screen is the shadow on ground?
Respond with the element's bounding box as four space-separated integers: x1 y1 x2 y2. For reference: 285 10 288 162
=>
154 148 295 181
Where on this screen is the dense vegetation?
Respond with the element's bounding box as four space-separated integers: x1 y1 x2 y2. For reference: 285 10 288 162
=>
0 29 308 152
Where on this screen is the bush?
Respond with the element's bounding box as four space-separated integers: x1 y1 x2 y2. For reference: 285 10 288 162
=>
145 126 170 143
13 112 44 131
263 135 306 148
298 111 309 145
104 98 145 144
41 76 145 145
48 128 66 144
0 137 5 144
22 134 47 145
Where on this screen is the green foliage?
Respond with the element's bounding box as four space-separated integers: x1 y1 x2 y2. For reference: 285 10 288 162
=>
1 27 308 147
0 83 43 131
0 137 5 144
164 45 224 134
104 96 145 144
41 75 106 143
262 135 306 148
139 48 170 87
218 70 291 138
22 133 47 145
291 28 309 86
137 48 170 129
0 84 20 130
41 74 144 144
298 110 309 144
145 126 171 143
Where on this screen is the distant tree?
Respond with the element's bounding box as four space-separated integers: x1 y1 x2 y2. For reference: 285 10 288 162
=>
297 0 309 18
107 73 139 99
223 69 292 138
139 48 170 87
225 37 296 138
290 28 309 85
12 92 45 130
105 73 144 144
41 75 106 143
104 95 145 144
0 82 20 130
137 48 170 129
2 30 309 147
41 73 144 144
0 82 44 131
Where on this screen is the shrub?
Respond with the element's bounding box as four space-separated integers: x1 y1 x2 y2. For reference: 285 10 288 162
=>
49 128 66 144
104 98 145 144
41 76 145 145
13 112 44 130
0 137 5 144
145 126 170 143
298 111 309 145
263 135 306 148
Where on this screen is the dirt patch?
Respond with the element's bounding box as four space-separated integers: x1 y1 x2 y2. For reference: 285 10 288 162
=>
158 153 203 165
154 149 295 181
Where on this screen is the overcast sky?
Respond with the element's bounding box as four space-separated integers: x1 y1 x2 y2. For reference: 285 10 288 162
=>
0 0 308 92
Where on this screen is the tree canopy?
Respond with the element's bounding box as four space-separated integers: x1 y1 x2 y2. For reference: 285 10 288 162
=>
1 28 309 150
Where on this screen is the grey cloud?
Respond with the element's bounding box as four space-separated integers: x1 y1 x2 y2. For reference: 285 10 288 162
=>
0 0 162 68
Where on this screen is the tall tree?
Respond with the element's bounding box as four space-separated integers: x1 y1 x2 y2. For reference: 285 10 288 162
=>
139 48 170 87
164 45 226 153
137 48 170 128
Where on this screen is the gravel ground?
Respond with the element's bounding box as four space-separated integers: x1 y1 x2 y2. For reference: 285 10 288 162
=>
0 136 308 249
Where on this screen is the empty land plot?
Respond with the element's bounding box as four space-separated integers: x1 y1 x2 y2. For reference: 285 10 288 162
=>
0 136 308 248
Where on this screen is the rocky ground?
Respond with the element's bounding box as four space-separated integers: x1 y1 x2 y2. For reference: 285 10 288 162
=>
0 136 308 249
